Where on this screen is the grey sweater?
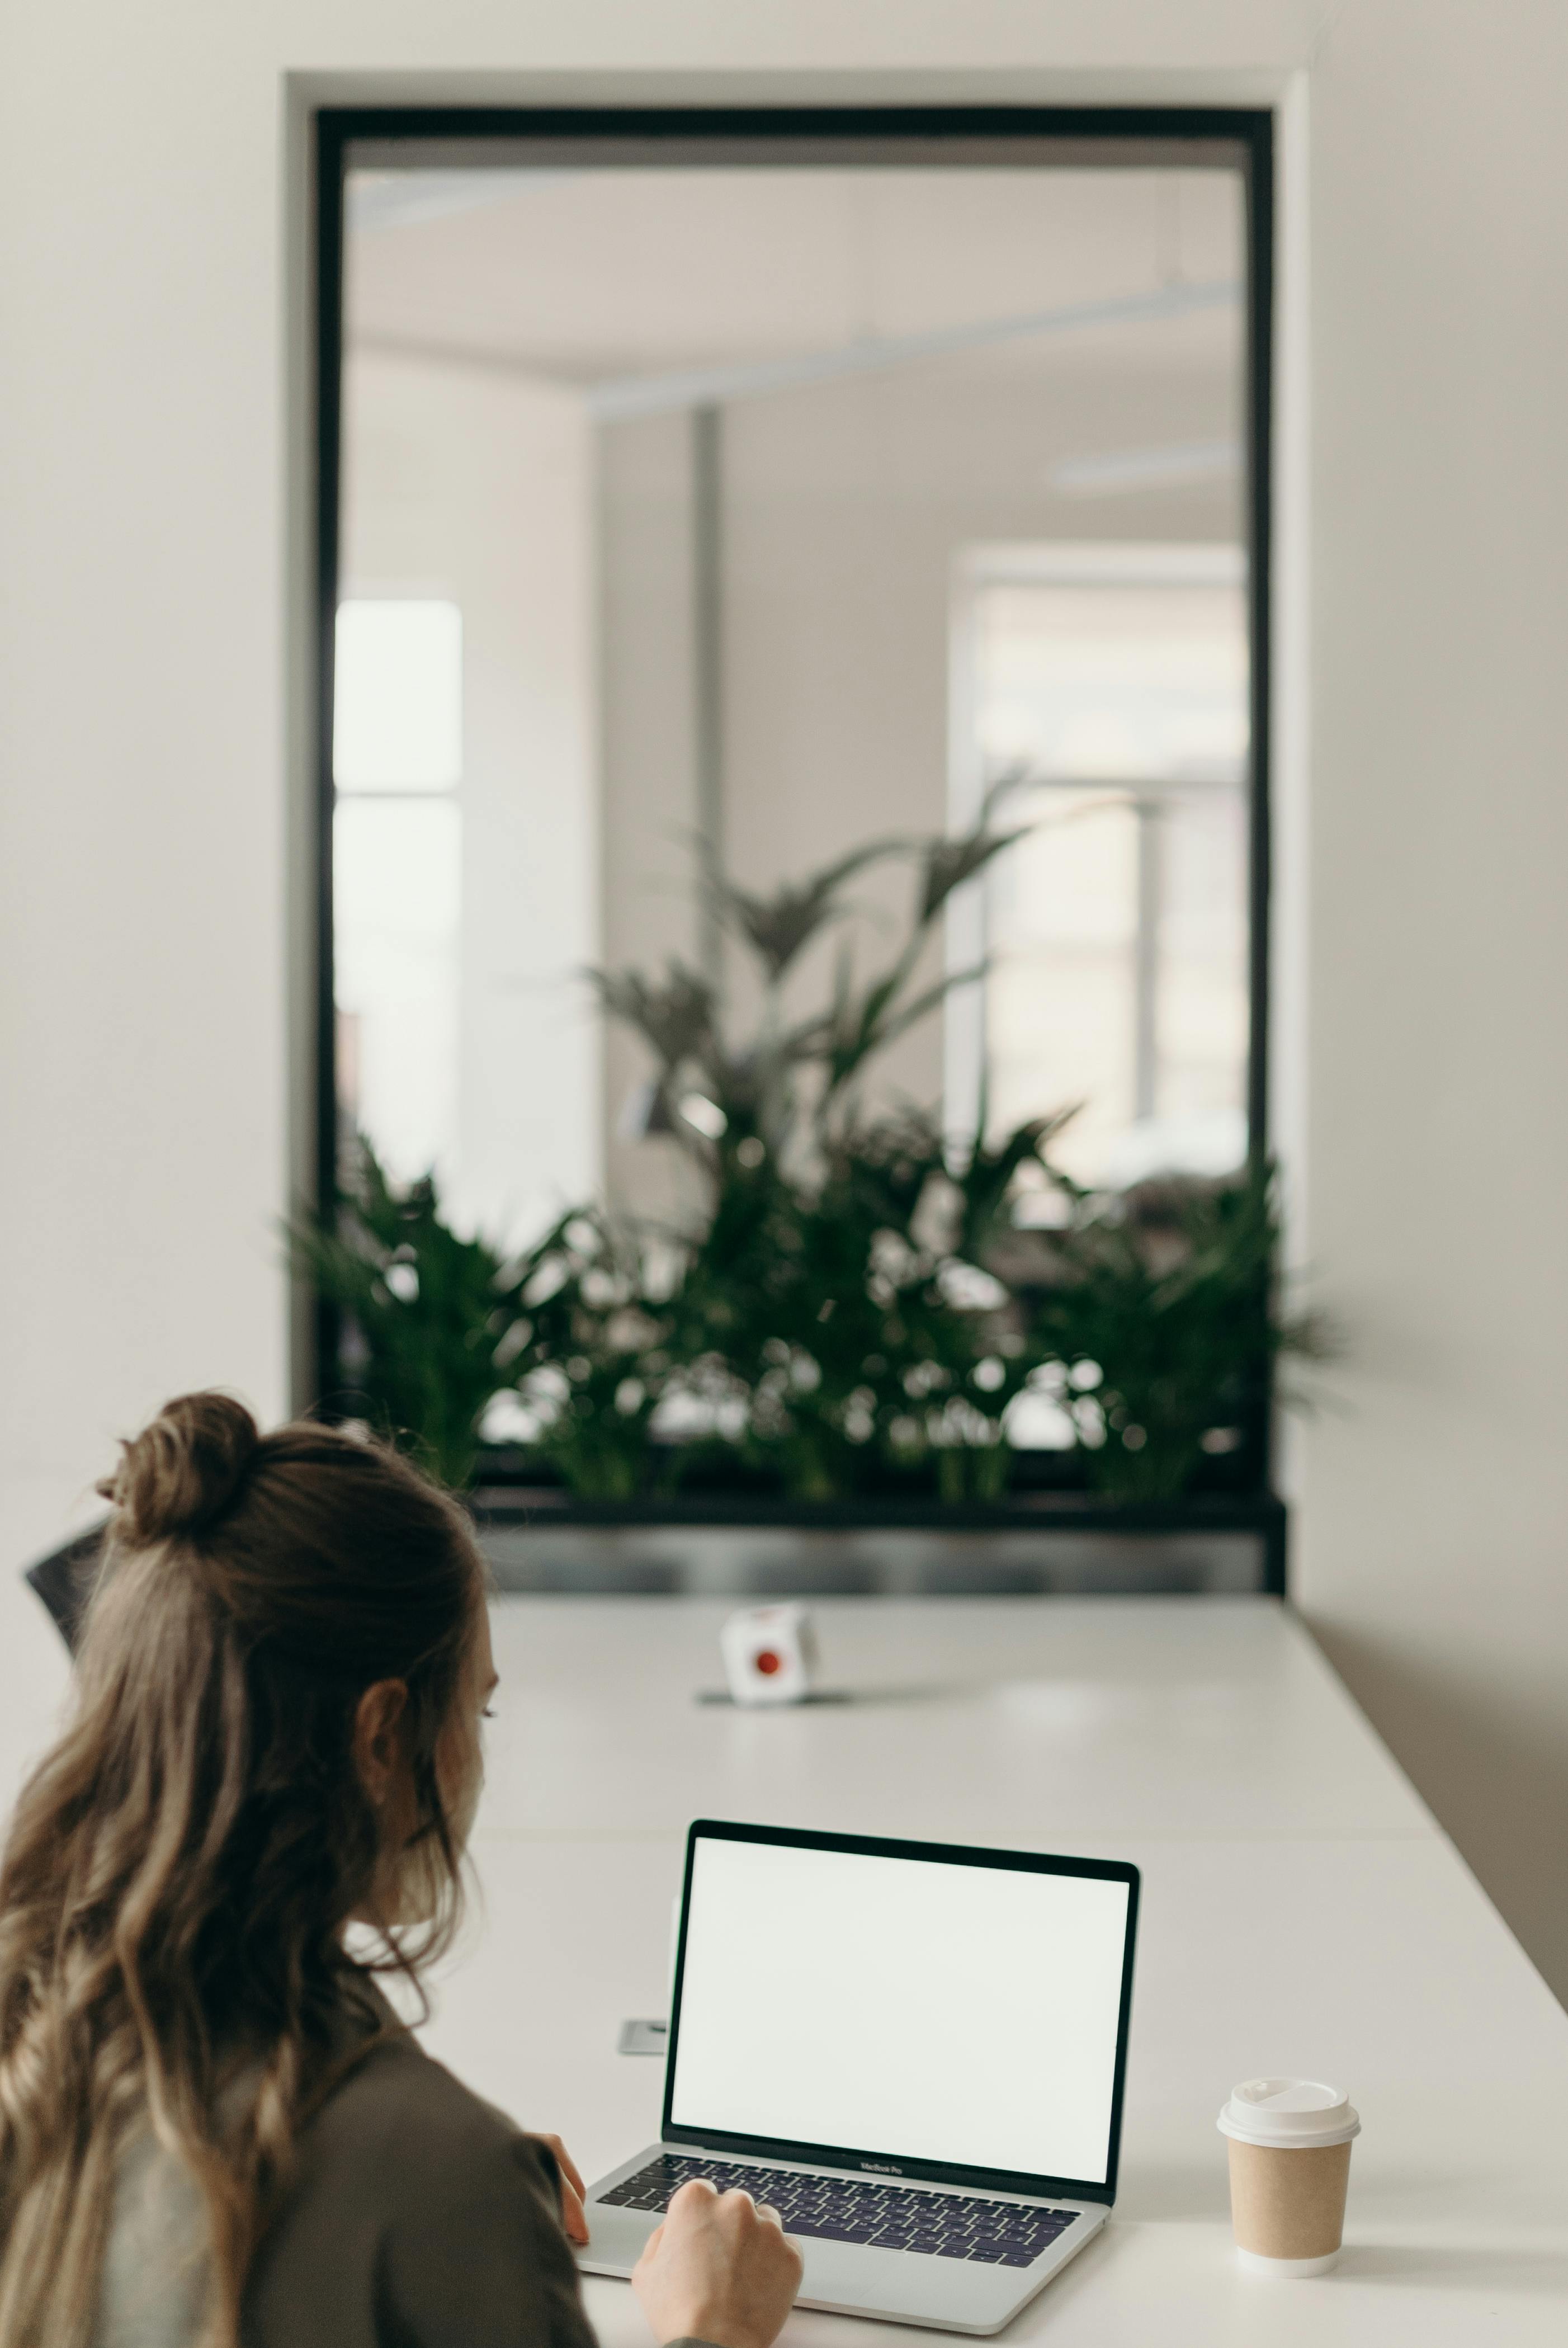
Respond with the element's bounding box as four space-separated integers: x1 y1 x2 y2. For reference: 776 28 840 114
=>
94 2030 602 2348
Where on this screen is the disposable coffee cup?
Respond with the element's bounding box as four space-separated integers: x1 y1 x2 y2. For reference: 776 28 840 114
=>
1217 2078 1359 2276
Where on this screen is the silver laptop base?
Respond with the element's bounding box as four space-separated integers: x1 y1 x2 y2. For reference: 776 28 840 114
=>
578 2143 1108 2336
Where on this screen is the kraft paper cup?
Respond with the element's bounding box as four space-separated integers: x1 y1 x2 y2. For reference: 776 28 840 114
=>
1218 2078 1360 2276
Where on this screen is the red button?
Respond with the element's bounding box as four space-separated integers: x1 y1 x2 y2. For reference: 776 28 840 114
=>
754 1649 783 1676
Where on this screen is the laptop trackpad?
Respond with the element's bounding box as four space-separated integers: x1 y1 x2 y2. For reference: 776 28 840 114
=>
577 2205 660 2275
797 2238 1041 2328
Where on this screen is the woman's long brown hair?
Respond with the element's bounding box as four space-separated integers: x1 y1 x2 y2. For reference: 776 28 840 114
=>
0 1393 485 2348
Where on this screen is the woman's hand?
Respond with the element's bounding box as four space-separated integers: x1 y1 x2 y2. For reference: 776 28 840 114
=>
530 2132 589 2246
632 2178 803 2348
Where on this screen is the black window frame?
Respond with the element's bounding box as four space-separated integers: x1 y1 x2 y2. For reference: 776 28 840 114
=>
310 101 1275 1475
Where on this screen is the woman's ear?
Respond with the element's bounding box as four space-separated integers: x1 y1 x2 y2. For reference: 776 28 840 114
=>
352 1679 410 1808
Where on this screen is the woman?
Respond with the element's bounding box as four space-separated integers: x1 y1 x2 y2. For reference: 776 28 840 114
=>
0 1393 800 2348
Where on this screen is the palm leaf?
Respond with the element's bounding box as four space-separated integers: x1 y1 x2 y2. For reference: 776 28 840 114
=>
697 835 908 983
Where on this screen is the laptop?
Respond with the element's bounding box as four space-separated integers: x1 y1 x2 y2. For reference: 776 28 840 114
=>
579 1819 1140 2335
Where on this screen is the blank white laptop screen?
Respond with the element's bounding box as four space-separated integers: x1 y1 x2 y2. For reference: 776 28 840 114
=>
669 1836 1132 2187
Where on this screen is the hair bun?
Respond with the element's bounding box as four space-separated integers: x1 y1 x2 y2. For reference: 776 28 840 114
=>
99 1391 261 1543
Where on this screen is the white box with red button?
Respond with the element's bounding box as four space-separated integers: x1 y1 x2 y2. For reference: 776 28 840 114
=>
719 1603 818 1706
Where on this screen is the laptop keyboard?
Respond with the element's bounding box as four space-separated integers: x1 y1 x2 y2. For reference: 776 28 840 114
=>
598 2153 1077 2266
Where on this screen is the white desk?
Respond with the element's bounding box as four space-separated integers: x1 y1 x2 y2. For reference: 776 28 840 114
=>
422 1599 1566 2344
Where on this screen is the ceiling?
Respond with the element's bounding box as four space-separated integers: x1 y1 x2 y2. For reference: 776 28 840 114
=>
344 165 1245 399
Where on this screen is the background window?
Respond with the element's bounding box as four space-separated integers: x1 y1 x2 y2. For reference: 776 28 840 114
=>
948 548 1250 1195
332 598 463 1188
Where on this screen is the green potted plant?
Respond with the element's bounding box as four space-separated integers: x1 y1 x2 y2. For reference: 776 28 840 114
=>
287 1137 527 1491
295 809 1322 1517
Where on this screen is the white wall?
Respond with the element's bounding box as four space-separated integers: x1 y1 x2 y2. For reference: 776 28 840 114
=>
2 1 1566 2003
341 350 601 1250
598 343 1243 1210
597 411 705 1227
1291 0 1568 1998
717 358 1245 1119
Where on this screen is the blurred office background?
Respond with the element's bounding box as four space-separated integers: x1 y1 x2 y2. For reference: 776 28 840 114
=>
333 163 1251 1242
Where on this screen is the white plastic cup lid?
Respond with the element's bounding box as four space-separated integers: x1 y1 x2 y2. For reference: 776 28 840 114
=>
1217 2077 1361 2149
